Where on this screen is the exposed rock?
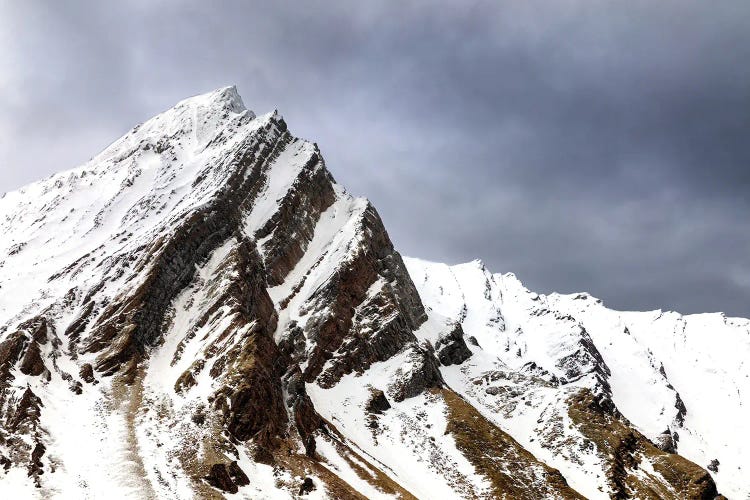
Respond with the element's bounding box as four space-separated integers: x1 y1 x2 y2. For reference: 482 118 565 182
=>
435 323 472 366
555 325 611 387
366 389 391 414
255 145 337 286
207 241 288 449
29 442 46 480
83 118 284 378
284 367 324 456
388 348 444 402
0 331 27 382
675 392 688 426
173 367 197 393
0 454 11 471
18 340 46 377
299 477 316 495
7 387 43 433
304 435 316 458
485 386 502 396
64 301 95 343
442 388 583 499
299 203 428 387
655 429 676 453
79 363 95 384
205 461 250 494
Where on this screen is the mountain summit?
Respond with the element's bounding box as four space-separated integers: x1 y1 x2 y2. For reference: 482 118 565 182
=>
0 88 744 499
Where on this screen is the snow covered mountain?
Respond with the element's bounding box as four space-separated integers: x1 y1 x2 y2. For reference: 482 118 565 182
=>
0 86 742 499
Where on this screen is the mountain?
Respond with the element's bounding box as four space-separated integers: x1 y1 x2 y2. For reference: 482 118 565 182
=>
0 86 742 499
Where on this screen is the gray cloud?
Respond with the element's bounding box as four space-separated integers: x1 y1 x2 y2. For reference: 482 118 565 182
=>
1 0 748 315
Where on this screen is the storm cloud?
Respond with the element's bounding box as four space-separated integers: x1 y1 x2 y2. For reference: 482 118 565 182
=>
1 0 749 315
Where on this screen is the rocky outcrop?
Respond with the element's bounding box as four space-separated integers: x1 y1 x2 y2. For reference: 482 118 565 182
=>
79 363 95 384
556 325 611 387
284 367 324 457
302 204 428 386
388 347 444 402
0 387 45 485
435 323 472 366
298 477 316 495
202 240 287 450
0 332 27 382
205 461 250 494
366 389 391 414
0 318 52 382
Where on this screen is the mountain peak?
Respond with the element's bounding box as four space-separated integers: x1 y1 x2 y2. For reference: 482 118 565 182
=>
175 85 248 114
91 86 258 165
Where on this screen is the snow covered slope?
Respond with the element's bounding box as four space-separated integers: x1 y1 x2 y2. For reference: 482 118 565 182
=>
406 257 747 499
0 87 732 499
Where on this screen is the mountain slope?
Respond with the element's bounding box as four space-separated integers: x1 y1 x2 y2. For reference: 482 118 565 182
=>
406 258 746 499
0 87 734 499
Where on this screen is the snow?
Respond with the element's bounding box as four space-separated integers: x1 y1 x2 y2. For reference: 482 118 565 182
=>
233 446 307 500
0 467 38 498
315 437 393 500
16 364 156 498
307 350 491 499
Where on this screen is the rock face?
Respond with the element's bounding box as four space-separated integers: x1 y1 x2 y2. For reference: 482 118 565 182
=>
0 86 742 498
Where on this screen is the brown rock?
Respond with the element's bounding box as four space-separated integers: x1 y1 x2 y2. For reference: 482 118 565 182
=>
299 477 316 496
205 461 249 494
255 144 337 287
366 389 391 414
205 463 238 494
7 387 43 433
435 323 472 366
79 363 95 384
388 348 444 402
29 442 46 478
284 367 324 454
19 340 46 377
0 331 27 382
82 124 285 377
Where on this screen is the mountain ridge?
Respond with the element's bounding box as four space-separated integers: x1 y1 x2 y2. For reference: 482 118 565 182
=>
0 87 742 499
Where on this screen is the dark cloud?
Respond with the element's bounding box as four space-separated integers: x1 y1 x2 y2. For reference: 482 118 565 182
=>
1 0 748 315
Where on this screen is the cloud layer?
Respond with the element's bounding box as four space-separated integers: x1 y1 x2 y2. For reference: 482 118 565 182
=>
1 0 748 315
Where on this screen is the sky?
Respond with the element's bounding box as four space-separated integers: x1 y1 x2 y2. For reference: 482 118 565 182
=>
1 1 749 316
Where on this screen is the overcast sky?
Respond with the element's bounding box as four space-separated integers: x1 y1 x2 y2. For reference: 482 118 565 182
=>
1 1 749 316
